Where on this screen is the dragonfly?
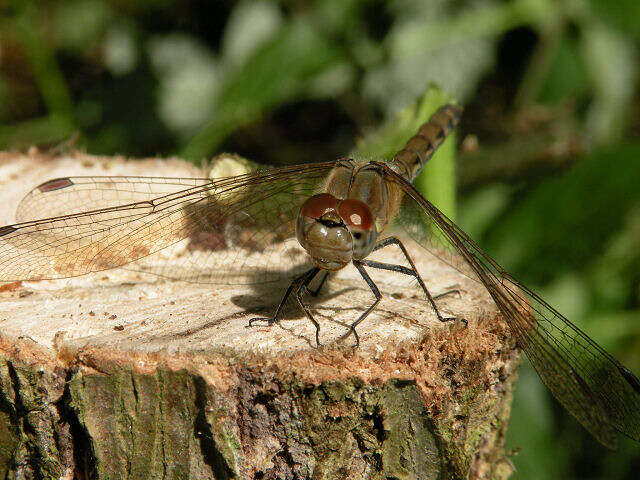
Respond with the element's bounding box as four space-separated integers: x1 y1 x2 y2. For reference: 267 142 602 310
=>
0 105 639 449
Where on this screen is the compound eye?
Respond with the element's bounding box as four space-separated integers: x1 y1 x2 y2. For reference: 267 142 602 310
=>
300 193 339 220
337 199 374 231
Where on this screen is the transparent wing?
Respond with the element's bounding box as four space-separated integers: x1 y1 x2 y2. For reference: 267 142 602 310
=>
0 162 336 284
15 176 213 221
386 165 640 448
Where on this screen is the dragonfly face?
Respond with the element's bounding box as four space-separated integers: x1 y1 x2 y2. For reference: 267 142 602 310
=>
296 192 377 271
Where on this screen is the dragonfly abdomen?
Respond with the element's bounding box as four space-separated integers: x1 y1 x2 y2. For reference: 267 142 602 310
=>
392 104 463 182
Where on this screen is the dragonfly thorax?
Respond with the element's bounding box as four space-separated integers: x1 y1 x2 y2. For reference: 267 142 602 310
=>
296 193 377 271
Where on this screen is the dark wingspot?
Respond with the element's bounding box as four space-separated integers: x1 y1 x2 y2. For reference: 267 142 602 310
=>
38 178 74 192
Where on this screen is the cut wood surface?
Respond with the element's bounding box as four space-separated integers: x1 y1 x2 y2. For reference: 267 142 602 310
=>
0 151 520 480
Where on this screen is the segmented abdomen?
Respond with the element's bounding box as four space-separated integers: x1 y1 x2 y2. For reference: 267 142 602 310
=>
392 104 463 182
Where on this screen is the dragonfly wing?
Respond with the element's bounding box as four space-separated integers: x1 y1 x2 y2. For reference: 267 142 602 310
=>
0 162 336 283
388 167 640 447
15 176 213 222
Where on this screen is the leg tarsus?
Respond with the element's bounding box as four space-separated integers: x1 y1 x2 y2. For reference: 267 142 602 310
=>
350 327 360 348
433 288 461 300
247 316 277 327
247 267 319 330
436 314 468 328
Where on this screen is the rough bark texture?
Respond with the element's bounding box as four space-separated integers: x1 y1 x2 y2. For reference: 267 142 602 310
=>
0 151 520 479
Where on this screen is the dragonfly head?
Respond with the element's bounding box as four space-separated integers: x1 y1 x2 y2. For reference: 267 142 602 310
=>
296 193 377 270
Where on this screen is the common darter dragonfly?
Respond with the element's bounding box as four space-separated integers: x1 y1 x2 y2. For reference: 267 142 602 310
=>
0 105 638 448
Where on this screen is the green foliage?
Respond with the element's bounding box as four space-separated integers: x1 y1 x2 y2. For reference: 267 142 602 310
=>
1 1 640 478
506 365 571 480
538 36 589 104
588 0 640 40
486 144 640 284
182 16 345 161
53 0 113 51
484 144 640 283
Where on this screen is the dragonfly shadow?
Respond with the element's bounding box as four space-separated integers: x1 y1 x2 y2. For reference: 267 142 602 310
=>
119 262 365 346
230 273 360 322
143 311 248 342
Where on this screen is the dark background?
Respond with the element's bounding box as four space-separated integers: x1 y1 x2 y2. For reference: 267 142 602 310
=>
2 0 640 478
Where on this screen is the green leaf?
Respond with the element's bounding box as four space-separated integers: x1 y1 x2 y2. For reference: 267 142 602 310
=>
538 35 589 104
364 0 557 113
581 21 637 145
587 0 640 40
506 365 571 480
12 0 75 119
53 0 113 52
0 114 76 149
221 0 282 68
181 17 345 162
148 35 220 136
484 143 640 284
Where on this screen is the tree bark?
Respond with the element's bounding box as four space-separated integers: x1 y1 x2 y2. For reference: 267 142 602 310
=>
0 151 520 480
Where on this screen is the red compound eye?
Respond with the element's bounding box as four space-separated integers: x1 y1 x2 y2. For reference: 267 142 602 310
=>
300 193 339 219
337 199 374 230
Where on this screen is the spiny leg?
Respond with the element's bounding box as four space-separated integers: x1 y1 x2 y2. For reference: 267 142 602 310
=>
361 258 462 325
248 267 320 327
305 270 330 297
373 238 459 301
295 270 325 346
433 288 461 300
367 236 463 325
347 261 382 347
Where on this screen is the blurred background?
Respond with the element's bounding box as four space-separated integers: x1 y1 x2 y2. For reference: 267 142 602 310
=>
1 0 639 478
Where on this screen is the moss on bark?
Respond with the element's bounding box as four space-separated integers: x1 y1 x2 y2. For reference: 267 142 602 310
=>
0 341 519 479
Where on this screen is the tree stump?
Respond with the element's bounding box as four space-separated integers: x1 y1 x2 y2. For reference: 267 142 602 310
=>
0 151 520 479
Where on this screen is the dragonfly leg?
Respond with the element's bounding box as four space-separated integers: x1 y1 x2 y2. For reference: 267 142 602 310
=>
295 269 325 346
248 267 320 328
366 237 463 325
305 271 331 297
434 288 461 300
347 261 382 347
